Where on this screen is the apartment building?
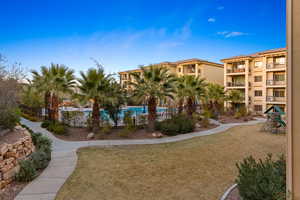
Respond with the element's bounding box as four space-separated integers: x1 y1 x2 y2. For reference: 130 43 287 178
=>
222 48 287 113
119 58 224 89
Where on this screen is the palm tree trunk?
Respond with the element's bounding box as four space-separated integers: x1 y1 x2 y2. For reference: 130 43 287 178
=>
51 94 59 121
92 99 100 132
178 98 184 114
186 97 194 117
44 91 51 120
148 96 156 131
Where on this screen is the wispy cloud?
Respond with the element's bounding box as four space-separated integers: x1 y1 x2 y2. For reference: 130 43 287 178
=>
175 19 193 40
217 6 224 10
217 31 249 38
208 17 216 23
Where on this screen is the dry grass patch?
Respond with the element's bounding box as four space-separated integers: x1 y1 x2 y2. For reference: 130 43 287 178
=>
55 124 286 200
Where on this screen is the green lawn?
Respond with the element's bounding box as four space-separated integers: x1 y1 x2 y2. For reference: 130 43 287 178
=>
56 124 286 200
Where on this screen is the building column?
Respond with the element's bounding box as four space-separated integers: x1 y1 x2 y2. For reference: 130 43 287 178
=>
224 63 228 108
195 64 199 77
245 60 249 108
287 0 300 199
262 57 267 112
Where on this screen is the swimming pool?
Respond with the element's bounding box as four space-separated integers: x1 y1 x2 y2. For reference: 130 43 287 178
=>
61 106 167 120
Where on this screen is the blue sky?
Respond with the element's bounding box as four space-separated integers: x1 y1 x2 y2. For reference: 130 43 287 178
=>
0 0 286 75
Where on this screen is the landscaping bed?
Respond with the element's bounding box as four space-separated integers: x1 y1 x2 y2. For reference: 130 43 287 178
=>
218 115 255 124
0 126 52 200
55 124 285 200
52 123 218 141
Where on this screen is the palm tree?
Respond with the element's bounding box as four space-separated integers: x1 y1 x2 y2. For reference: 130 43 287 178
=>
226 89 245 111
176 75 206 117
31 64 76 121
31 66 52 120
205 83 225 115
129 65 176 131
77 67 111 132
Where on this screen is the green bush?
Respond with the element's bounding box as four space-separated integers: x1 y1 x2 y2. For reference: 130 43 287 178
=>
236 154 286 200
15 160 37 182
47 121 67 135
200 117 210 128
155 114 195 136
0 108 20 130
30 151 50 170
41 120 51 128
101 121 112 135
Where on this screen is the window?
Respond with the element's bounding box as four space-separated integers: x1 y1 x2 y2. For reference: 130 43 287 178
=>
254 61 263 68
273 90 285 97
254 105 263 112
254 76 262 82
273 74 285 81
275 57 286 64
254 90 263 96
178 68 181 73
198 69 201 74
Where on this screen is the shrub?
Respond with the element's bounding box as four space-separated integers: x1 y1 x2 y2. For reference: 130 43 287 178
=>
21 112 39 122
15 160 37 182
47 121 67 135
118 128 132 138
35 135 52 155
30 151 50 170
200 117 210 128
0 108 20 130
236 154 286 200
101 121 112 135
155 114 195 136
41 120 50 128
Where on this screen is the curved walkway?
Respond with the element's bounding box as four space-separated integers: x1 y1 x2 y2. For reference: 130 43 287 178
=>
16 118 265 200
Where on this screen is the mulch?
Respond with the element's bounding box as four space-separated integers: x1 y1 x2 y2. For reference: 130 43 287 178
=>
0 182 26 200
53 124 219 141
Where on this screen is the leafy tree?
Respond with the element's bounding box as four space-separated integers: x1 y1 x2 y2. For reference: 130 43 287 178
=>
129 65 176 131
176 75 206 117
77 67 111 132
102 81 126 127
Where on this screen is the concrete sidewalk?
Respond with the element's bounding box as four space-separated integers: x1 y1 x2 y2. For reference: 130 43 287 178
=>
15 118 265 200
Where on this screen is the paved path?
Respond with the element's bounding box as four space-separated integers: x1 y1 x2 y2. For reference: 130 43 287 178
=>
16 118 265 200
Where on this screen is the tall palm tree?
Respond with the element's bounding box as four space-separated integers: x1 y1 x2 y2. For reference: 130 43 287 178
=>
226 89 245 111
129 65 176 131
31 64 76 121
176 75 206 117
205 83 225 115
31 66 52 120
77 67 111 132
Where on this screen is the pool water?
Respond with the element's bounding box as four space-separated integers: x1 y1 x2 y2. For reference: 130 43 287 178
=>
84 106 167 120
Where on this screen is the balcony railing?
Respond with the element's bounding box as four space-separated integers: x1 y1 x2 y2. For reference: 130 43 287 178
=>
227 68 246 73
227 82 245 87
266 63 286 69
266 96 286 102
266 80 286 86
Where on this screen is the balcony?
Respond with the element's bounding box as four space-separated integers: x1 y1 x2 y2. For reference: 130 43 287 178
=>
226 68 246 74
266 63 286 71
227 82 245 87
266 80 286 87
266 96 286 103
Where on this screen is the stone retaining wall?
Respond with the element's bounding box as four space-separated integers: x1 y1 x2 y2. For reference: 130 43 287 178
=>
0 126 35 189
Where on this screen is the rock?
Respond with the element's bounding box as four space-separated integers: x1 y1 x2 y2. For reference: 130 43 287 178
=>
87 133 94 139
152 132 164 138
0 144 8 155
196 123 202 128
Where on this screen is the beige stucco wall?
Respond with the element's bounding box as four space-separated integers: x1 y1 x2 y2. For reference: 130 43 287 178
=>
288 0 300 199
202 64 224 85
